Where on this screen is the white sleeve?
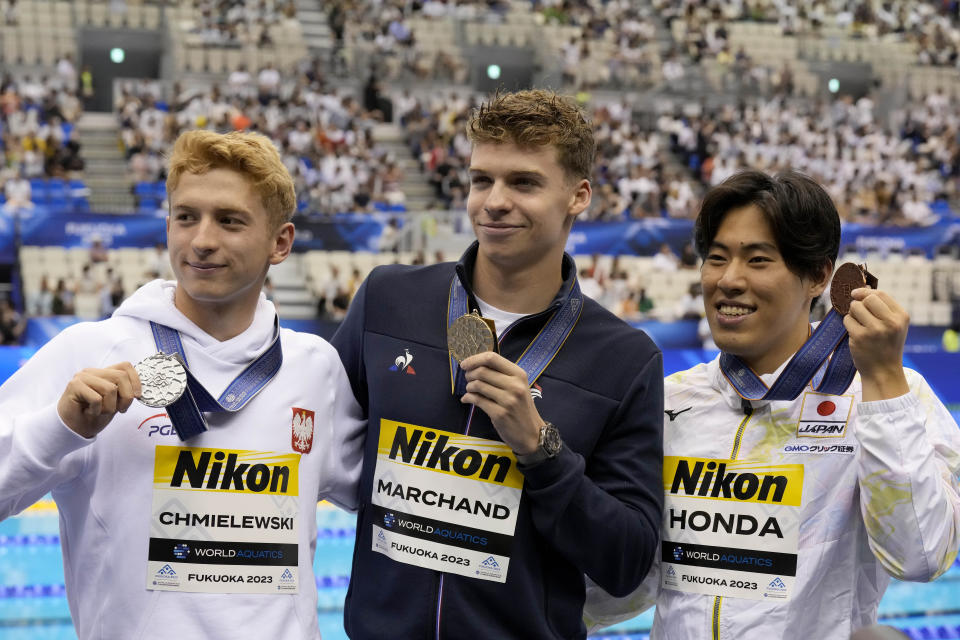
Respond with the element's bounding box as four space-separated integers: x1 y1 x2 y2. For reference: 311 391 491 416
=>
583 555 660 633
856 368 960 581
316 349 366 512
0 332 97 520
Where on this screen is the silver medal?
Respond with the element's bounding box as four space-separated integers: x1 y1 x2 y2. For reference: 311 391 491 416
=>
135 352 188 408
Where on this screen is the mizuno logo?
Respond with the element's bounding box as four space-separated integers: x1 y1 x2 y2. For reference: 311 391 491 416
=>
664 407 692 421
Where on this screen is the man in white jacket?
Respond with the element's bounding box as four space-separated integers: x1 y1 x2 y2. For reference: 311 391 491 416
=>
0 130 365 640
585 170 960 639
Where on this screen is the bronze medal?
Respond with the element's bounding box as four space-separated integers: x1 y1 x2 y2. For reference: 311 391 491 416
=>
447 310 497 363
830 263 878 315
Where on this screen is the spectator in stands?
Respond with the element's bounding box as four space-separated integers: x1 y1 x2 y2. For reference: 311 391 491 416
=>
313 264 346 320
75 264 99 296
675 281 704 320
378 217 400 253
900 186 939 227
79 65 94 109
679 242 699 269
56 54 77 93
652 243 680 272
2 170 31 211
30 275 54 317
146 243 169 281
88 238 109 264
0 298 24 345
257 62 281 104
51 278 74 316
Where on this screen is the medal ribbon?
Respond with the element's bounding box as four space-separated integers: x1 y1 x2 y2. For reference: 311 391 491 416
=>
719 309 856 401
149 317 284 440
446 275 583 396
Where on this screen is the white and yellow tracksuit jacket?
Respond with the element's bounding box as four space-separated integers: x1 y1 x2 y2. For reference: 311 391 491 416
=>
585 355 960 640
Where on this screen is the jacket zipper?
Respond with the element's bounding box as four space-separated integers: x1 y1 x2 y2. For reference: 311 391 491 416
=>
434 314 537 639
712 399 754 640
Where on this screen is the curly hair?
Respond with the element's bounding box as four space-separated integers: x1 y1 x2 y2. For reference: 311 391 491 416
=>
467 89 595 182
166 130 296 228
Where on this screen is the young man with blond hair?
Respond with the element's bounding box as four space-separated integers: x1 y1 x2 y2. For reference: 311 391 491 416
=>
0 130 365 640
333 89 664 638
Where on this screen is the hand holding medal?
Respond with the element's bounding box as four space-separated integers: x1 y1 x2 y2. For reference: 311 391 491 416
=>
830 263 878 316
57 362 142 439
448 310 545 455
834 263 910 401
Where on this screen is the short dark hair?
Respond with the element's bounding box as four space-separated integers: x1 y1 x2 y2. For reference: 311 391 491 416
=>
694 170 840 284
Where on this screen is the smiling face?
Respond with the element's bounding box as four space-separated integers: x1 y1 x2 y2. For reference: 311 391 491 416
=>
467 142 590 275
701 204 829 374
167 168 293 326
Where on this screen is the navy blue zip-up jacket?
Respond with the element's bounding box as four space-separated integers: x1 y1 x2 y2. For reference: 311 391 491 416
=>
332 244 663 639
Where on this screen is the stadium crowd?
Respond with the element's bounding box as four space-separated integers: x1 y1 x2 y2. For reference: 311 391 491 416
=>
0 65 85 209
115 59 405 214
657 93 958 226
650 0 960 67
188 0 298 47
2 0 959 333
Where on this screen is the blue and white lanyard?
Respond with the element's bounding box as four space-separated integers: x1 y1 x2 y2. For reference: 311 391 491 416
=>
719 309 856 401
150 318 283 440
446 276 583 396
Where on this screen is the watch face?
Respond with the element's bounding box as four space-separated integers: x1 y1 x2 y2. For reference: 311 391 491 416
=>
541 425 562 455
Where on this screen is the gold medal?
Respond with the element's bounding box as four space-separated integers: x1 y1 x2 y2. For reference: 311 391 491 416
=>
830 263 878 315
447 310 497 363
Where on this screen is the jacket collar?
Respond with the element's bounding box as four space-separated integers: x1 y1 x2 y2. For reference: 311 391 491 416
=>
708 349 807 412
454 241 578 319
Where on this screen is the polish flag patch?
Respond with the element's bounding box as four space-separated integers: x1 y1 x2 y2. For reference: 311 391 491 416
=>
292 407 315 453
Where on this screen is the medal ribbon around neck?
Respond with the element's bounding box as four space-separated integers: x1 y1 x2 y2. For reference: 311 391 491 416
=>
149 317 283 440
719 263 875 401
446 275 583 396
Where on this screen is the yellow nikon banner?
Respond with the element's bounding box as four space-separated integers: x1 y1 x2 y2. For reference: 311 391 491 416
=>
377 419 524 490
153 446 300 496
663 456 803 507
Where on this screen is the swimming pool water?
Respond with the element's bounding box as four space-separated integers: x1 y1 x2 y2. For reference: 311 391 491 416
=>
2 501 959 640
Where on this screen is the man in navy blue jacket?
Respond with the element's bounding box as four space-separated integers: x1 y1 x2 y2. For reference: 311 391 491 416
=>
332 89 663 639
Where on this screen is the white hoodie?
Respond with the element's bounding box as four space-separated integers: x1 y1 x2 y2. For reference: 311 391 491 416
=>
0 280 365 640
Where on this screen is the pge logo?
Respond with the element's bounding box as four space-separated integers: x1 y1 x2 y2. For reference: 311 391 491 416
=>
673 546 684 562
173 544 190 560
383 512 396 529
138 413 175 437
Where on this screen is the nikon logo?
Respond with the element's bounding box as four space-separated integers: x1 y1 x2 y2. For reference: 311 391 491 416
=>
670 459 787 503
389 426 512 483
170 450 290 494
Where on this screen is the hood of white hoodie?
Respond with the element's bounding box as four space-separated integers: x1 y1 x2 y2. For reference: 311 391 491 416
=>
112 279 278 365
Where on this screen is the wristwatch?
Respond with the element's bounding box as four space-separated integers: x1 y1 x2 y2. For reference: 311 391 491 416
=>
515 422 562 466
